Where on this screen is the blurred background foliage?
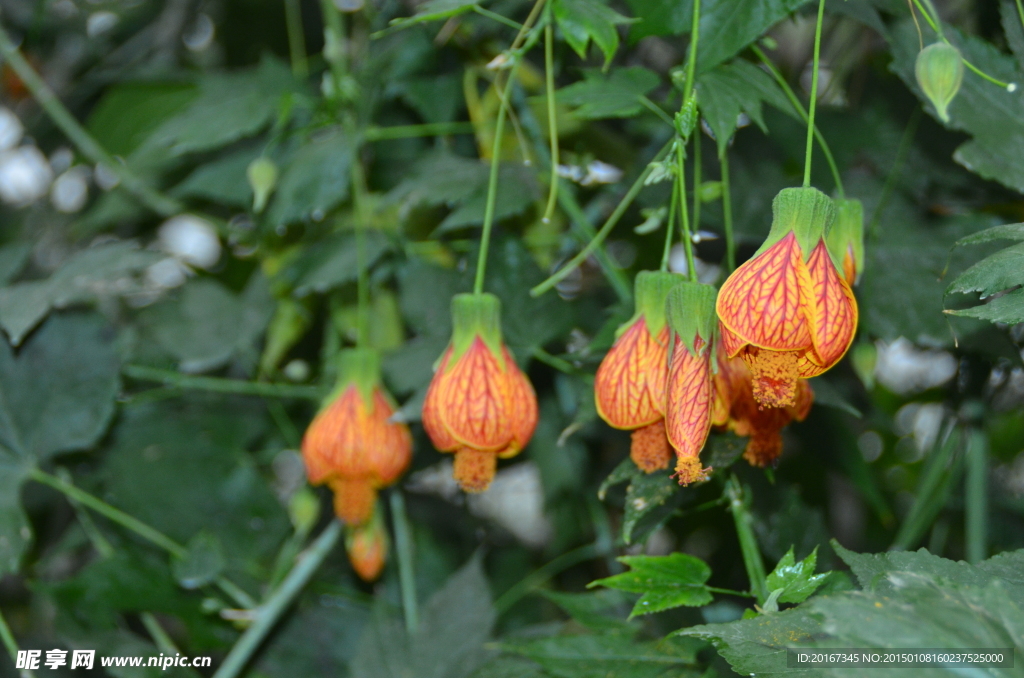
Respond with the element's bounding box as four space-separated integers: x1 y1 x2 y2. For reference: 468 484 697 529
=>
0 0 1023 675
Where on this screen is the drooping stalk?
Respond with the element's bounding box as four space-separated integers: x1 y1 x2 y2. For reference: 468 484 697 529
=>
720 148 735 272
726 475 768 604
123 364 323 400
351 160 371 348
675 143 697 282
751 45 844 198
541 14 560 225
965 429 989 564
390 490 419 633
803 0 827 188
284 0 309 78
660 178 680 271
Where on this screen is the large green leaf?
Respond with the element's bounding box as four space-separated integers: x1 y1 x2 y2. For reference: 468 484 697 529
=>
764 547 828 606
285 231 392 297
946 288 1024 324
946 241 1024 296
553 0 633 67
696 59 795 155
264 129 354 227
598 458 681 544
557 67 660 119
590 553 713 617
624 0 692 42
0 242 161 346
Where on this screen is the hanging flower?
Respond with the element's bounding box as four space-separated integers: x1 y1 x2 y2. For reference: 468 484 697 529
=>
712 340 814 468
594 271 679 473
664 281 719 485
422 293 538 493
827 198 865 286
301 348 412 525
915 42 964 124
345 508 388 582
717 187 857 409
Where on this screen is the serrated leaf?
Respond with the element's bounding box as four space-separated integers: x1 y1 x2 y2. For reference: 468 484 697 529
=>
946 241 1024 296
557 67 660 119
697 0 814 73
540 590 635 632
590 553 713 617
287 230 391 297
696 59 794 155
553 0 634 67
172 531 226 590
265 129 354 227
765 547 829 605
955 222 1024 246
0 241 161 346
500 633 699 678
946 288 1024 325
435 164 540 232
624 0 692 43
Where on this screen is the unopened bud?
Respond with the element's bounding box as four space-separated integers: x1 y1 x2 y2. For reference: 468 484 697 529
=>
915 42 964 123
246 157 278 213
674 94 698 141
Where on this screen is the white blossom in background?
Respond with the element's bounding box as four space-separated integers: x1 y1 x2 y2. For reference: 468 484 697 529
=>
49 147 74 175
50 166 90 213
895 402 946 454
466 462 552 549
874 337 957 395
93 162 120 190
158 215 221 269
0 145 53 206
145 257 190 289
183 14 215 52
0 108 24 151
86 11 118 38
580 160 623 186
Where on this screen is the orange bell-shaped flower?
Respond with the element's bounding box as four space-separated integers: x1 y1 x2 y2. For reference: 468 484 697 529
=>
664 281 718 485
345 506 388 582
594 271 679 473
422 293 538 493
301 348 412 525
717 187 857 409
827 198 864 286
712 337 813 468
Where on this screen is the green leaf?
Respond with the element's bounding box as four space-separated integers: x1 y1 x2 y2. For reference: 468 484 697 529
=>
387 0 480 29
171 144 263 208
553 0 634 67
697 0 814 73
87 81 198 158
265 129 354 227
540 590 635 632
590 553 713 617
0 459 31 575
696 59 794 155
598 458 682 544
500 633 700 678
1002 0 1024 71
0 242 161 346
139 275 273 373
0 313 119 459
624 0 692 43
286 230 391 297
435 164 540 232
946 288 1024 324
172 531 226 590
807 377 862 418
387 151 488 210
557 67 660 119
142 56 298 157
955 222 1024 246
946 241 1024 296
254 598 370 677
765 547 829 605
0 242 30 286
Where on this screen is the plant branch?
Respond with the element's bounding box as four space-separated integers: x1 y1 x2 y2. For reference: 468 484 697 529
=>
123 365 323 401
494 542 600 613
803 0 826 188
211 520 342 678
389 490 419 634
675 142 697 282
726 475 767 604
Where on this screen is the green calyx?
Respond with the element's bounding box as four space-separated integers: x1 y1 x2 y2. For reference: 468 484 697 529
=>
665 281 718 358
758 187 836 258
328 347 381 406
450 293 503 362
828 197 864 277
626 270 683 336
915 42 964 124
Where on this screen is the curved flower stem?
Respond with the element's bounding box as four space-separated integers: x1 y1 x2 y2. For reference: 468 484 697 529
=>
750 45 844 198
910 0 1016 90
472 5 525 30
123 365 323 401
0 606 34 678
660 177 680 272
27 468 257 610
803 0 827 188
211 520 342 678
284 0 309 78
351 159 371 348
682 0 701 101
720 148 735 273
473 0 547 295
0 27 181 218
541 15 559 225
389 491 419 634
675 142 697 282
364 122 476 140
530 139 674 297
725 475 767 605
494 542 600 613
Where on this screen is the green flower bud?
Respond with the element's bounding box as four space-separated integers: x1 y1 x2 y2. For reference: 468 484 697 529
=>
915 42 964 124
247 157 278 213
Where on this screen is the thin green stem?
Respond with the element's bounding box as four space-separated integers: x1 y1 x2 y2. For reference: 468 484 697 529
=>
720 148 735 273
891 424 961 551
1016 0 1024 36
474 71 516 295
707 586 756 598
320 0 348 89
692 128 702 235
212 521 342 678
351 160 371 348
363 122 476 140
389 491 419 634
141 614 181 655
27 469 256 609
868 107 920 238
531 139 674 297
472 5 524 31
531 346 577 374
638 96 675 128
284 0 309 78
0 606 33 678
681 0 701 101
541 19 559 225
965 429 988 564
726 476 768 604
751 45 844 197
803 0 826 188
496 543 600 613
0 28 181 217
675 142 697 282
123 365 323 401
660 177 680 272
